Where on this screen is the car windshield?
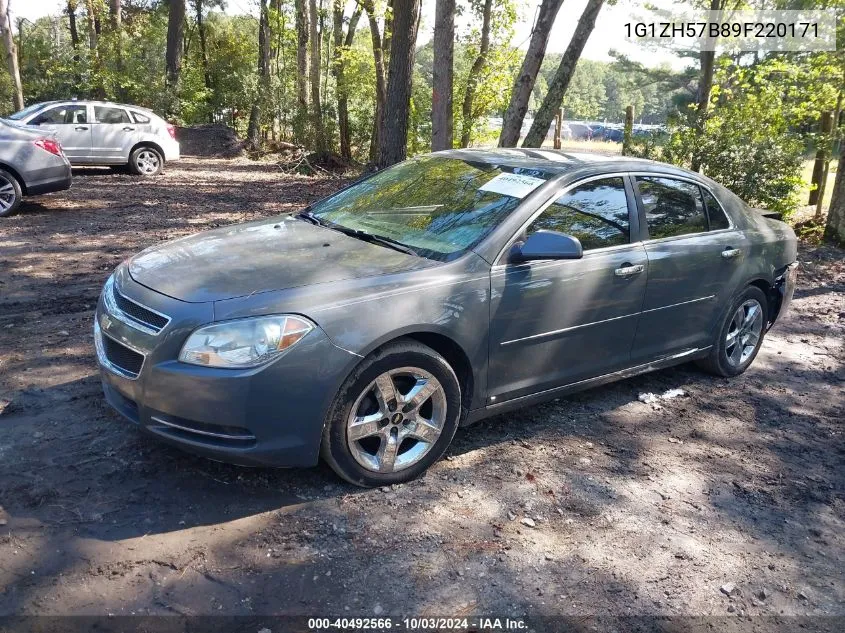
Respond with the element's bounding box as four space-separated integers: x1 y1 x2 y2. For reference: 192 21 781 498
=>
7 103 46 121
308 156 551 261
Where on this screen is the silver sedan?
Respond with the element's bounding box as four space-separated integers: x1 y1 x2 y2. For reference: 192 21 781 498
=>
0 118 72 217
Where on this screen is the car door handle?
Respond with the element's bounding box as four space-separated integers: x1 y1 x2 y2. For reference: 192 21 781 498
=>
722 248 741 259
123 126 136 131
614 264 644 278
75 126 89 131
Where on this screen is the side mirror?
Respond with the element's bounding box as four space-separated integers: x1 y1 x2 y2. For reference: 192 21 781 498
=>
512 230 583 262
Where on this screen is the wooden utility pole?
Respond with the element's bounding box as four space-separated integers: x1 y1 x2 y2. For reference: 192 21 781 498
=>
622 105 634 155
810 111 834 208
553 109 562 149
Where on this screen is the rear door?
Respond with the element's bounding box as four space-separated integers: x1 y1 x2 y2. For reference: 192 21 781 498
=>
630 175 745 362
487 176 648 403
91 105 137 164
28 104 92 162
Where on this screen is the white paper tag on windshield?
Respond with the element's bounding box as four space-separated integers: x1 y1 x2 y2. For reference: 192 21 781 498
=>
479 173 546 199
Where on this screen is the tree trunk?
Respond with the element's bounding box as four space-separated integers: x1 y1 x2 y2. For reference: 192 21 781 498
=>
333 1 361 161
377 0 420 168
459 0 492 148
522 0 604 148
0 0 23 110
247 0 271 151
165 0 185 96
361 0 386 164
67 0 80 49
308 0 325 153
431 0 455 151
66 0 82 86
84 0 98 50
109 0 121 30
690 0 724 172
194 0 211 93
294 0 309 143
498 0 564 147
824 152 845 243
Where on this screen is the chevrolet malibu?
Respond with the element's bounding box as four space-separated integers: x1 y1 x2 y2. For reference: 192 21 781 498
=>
95 150 798 487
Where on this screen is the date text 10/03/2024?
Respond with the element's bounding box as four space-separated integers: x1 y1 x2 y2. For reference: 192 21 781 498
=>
307 617 528 630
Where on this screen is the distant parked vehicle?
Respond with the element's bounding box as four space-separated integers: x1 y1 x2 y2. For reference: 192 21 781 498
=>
604 127 624 143
567 123 593 140
7 101 180 176
0 119 72 217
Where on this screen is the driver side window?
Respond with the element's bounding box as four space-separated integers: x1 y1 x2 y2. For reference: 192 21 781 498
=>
527 177 631 251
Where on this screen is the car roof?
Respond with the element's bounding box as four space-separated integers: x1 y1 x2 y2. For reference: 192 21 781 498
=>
26 100 157 114
431 148 702 181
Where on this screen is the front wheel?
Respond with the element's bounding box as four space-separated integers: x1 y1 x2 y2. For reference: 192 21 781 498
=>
129 147 164 176
697 286 768 377
321 340 462 487
0 169 23 218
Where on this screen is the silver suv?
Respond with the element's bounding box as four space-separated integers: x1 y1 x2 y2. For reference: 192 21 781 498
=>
7 101 180 176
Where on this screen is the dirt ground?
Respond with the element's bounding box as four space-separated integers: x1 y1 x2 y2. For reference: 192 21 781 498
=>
0 158 843 630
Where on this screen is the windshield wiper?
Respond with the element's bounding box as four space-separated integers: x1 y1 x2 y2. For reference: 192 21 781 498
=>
297 211 419 257
329 225 420 257
296 210 328 227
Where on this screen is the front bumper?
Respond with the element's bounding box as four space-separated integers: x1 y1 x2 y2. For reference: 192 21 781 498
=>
94 268 358 467
768 261 799 328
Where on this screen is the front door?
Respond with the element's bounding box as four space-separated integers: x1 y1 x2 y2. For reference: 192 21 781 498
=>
488 176 648 403
91 105 137 163
630 175 746 362
29 104 92 162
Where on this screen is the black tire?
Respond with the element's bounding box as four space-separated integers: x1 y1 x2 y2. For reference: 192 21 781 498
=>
0 168 23 218
128 146 164 176
696 285 768 377
321 339 462 487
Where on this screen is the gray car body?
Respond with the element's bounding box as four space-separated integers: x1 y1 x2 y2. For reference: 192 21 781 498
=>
0 119 72 195
95 149 797 467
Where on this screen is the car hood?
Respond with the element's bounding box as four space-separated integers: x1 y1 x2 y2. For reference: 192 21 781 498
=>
128 215 434 303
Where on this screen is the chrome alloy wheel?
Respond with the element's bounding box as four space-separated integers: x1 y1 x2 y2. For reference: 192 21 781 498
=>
135 149 161 175
0 174 16 214
346 367 447 473
725 298 764 367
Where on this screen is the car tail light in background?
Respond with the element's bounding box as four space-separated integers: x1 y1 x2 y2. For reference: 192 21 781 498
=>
166 124 176 140
34 138 63 156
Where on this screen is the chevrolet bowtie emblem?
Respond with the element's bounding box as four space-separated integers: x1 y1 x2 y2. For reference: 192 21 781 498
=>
101 314 113 331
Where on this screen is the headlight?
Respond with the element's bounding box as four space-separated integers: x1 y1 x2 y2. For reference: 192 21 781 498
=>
178 315 314 369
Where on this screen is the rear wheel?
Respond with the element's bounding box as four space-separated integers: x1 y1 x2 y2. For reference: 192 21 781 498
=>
129 147 163 176
697 286 768 377
321 340 461 487
0 169 23 218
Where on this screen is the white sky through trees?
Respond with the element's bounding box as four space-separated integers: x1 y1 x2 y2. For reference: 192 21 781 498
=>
12 0 686 69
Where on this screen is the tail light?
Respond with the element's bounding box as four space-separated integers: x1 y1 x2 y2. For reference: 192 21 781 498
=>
166 124 176 140
34 138 63 156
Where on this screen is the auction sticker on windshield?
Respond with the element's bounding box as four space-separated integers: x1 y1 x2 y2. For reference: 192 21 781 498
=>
479 173 546 199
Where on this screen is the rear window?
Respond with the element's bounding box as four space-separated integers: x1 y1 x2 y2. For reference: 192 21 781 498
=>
637 176 708 239
94 106 131 124
702 187 731 230
131 111 151 124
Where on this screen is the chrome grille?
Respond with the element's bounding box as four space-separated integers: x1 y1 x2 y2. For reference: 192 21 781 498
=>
104 276 171 335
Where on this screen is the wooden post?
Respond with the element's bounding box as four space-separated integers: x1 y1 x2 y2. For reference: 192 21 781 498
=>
554 108 562 149
809 111 834 207
622 105 634 155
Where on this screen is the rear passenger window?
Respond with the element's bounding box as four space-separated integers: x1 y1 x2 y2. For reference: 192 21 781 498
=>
702 187 730 230
131 111 151 124
637 176 707 239
528 177 630 251
94 106 131 124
